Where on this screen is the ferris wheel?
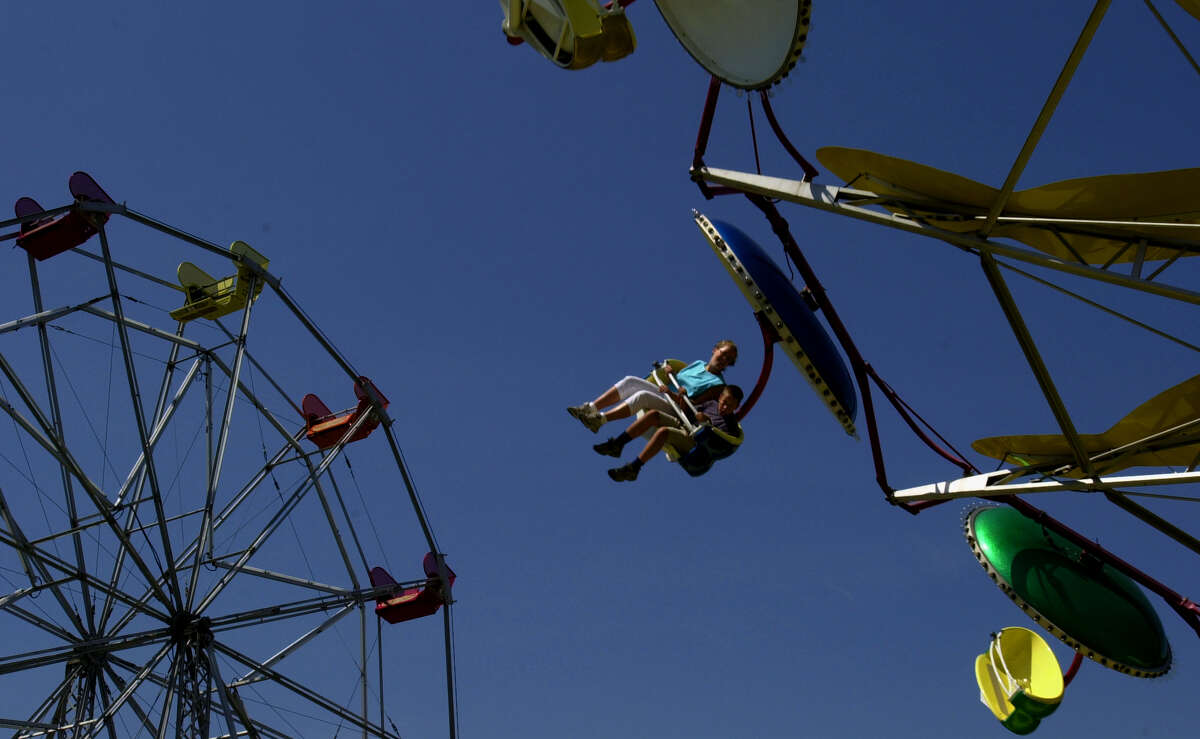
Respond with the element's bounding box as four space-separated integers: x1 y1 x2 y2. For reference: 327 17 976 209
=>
0 176 456 738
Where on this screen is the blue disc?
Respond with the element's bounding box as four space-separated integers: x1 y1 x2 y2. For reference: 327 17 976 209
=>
695 212 857 435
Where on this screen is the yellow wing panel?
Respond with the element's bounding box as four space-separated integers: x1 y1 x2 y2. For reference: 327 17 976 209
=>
973 374 1200 475
817 146 1200 265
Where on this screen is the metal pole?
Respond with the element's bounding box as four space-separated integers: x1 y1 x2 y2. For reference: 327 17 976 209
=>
980 0 1111 237
95 224 184 610
979 252 1096 478
27 253 94 636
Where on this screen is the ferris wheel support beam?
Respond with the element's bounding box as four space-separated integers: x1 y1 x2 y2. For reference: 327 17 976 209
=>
693 167 1200 307
204 641 247 739
95 224 185 613
17 665 83 733
980 0 1110 237
153 648 181 739
100 664 160 737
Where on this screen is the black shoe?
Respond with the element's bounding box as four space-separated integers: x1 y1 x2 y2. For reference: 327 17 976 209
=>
607 463 639 482
593 438 624 457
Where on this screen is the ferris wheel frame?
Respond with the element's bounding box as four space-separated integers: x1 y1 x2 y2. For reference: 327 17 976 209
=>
0 194 457 738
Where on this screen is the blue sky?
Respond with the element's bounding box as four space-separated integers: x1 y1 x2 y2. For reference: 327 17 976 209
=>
1 1 1198 737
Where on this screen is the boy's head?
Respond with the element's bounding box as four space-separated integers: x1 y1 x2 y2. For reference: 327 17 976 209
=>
717 384 744 415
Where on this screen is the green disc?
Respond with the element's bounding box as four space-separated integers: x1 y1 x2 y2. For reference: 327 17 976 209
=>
966 506 1171 678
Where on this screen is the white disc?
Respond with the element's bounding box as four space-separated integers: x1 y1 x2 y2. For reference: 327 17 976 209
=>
654 0 812 89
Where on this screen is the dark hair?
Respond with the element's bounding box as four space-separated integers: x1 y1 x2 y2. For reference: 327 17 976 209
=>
721 384 744 403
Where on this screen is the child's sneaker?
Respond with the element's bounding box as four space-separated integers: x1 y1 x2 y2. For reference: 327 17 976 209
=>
607 463 639 482
592 438 624 457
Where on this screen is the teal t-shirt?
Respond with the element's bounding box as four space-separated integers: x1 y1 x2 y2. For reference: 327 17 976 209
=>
676 360 723 398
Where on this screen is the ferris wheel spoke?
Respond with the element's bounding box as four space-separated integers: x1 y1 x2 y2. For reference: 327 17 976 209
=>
28 257 99 637
93 355 199 634
188 290 257 613
97 435 303 644
0 528 171 628
3 602 77 646
0 619 178 676
212 640 398 739
319 464 372 578
228 602 358 689
202 351 370 588
0 486 91 637
205 561 350 596
193 412 376 617
108 356 202 510
95 226 184 613
0 354 175 613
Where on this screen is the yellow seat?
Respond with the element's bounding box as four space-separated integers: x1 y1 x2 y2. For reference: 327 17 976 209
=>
973 374 1200 475
599 11 636 62
974 627 1063 735
169 241 270 323
506 0 635 70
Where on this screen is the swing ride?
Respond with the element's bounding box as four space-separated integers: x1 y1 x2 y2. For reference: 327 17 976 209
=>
512 0 1200 734
0 177 457 737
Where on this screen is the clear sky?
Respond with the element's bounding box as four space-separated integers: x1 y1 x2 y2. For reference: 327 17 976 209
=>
0 1 1198 737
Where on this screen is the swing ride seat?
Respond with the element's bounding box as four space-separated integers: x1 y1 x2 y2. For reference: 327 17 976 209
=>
368 553 456 625
972 374 1200 476
14 172 116 261
301 376 388 450
503 0 633 70
644 359 744 476
974 626 1064 735
169 240 270 322
667 422 743 477
816 146 1200 266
